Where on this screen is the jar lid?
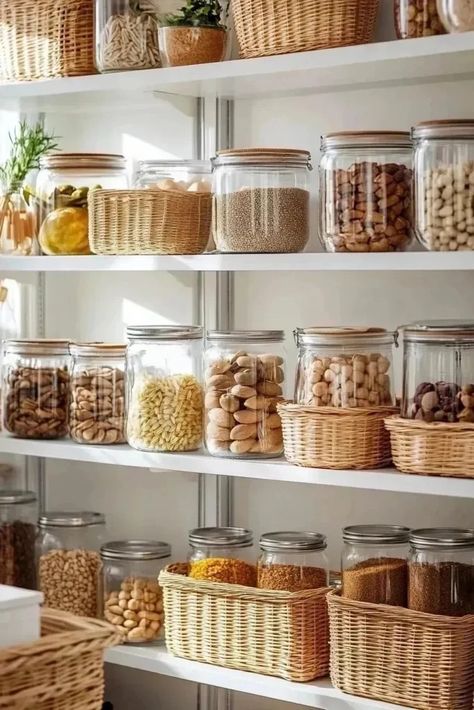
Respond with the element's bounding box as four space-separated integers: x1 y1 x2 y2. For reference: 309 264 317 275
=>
410 528 474 549
137 159 211 173
402 320 474 343
213 148 311 169
69 343 126 358
39 512 105 528
343 525 410 544
412 120 474 140
295 327 396 347
321 132 412 150
0 490 37 505
4 339 71 356
126 325 203 341
207 330 284 342
40 153 126 170
101 540 171 560
260 531 327 552
189 527 253 548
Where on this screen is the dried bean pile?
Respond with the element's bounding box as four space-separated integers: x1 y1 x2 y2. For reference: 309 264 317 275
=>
70 366 125 444
104 577 164 643
39 549 102 617
409 381 474 422
0 521 36 589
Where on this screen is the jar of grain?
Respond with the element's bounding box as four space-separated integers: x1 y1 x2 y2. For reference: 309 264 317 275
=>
0 490 37 590
188 527 256 586
408 528 474 616
126 326 203 452
257 531 329 592
212 148 312 253
394 0 445 38
342 525 410 606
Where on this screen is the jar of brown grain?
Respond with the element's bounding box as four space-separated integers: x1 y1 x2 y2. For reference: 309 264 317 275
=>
257 531 328 592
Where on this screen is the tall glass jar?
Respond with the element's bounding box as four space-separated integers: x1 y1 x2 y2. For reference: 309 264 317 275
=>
126 325 203 452
70 343 126 445
413 120 474 251
319 132 413 253
342 525 410 606
394 0 446 37
0 184 38 256
0 490 37 589
438 0 474 31
135 160 212 193
294 328 396 408
2 339 70 439
204 330 285 458
212 149 312 253
101 540 170 643
188 527 256 586
257 531 329 592
37 511 105 617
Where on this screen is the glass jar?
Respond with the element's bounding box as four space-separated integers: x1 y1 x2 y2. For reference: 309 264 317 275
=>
212 149 312 253
204 330 285 458
342 525 410 606
319 132 413 253
70 343 126 445
0 184 38 256
126 325 203 452
408 528 474 615
0 490 37 589
294 327 396 408
394 0 446 37
413 120 474 251
257 531 329 592
36 153 127 255
438 0 474 31
37 511 105 617
134 159 212 194
3 339 70 439
188 527 256 586
101 540 170 643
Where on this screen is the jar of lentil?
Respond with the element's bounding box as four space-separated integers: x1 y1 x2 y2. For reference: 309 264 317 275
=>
342 525 410 606
0 490 37 589
188 527 256 586
408 528 474 616
101 540 170 643
394 0 446 38
257 531 329 592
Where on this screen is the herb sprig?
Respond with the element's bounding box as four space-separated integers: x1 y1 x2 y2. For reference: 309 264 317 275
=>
0 121 58 194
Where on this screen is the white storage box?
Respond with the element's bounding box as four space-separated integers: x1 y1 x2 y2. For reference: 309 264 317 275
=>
0 584 43 648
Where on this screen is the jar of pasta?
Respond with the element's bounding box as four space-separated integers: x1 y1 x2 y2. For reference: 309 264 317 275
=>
257 531 329 592
188 527 256 586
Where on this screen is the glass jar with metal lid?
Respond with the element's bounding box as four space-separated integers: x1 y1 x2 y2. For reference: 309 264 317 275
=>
408 528 474 616
101 540 170 643
394 0 445 38
342 525 410 606
135 159 212 194
204 330 285 458
188 527 256 586
2 339 70 439
0 490 37 589
126 325 203 452
437 0 474 31
257 531 329 592
212 148 312 253
319 132 413 253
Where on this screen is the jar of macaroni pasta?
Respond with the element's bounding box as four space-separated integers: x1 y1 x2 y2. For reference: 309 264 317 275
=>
257 531 329 592
188 527 256 586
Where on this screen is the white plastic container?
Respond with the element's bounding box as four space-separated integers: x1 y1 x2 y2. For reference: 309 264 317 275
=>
0 584 43 648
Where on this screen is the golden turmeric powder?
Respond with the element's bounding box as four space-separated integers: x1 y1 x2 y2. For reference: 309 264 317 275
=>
189 557 257 587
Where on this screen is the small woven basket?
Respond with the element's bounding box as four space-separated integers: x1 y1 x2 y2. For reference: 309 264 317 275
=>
385 415 474 478
278 403 398 470
328 590 474 710
232 0 380 59
159 564 330 682
89 189 212 255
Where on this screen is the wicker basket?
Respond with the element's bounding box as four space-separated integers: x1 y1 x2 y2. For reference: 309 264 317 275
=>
0 608 119 709
328 590 474 710
278 403 398 470
159 565 330 682
0 0 96 83
385 415 474 478
89 189 212 255
232 0 380 59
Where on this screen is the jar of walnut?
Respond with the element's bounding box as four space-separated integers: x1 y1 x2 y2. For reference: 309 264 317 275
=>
395 0 446 38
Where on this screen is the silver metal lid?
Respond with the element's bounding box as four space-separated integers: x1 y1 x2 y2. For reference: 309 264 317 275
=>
402 320 474 343
101 540 171 560
39 512 105 528
295 327 396 348
410 528 474 549
321 131 412 150
4 339 71 356
0 490 37 505
412 120 474 141
126 325 203 341
69 343 126 358
207 330 284 343
189 527 253 548
343 525 410 544
137 159 211 173
260 531 327 552
40 153 126 170
213 148 312 169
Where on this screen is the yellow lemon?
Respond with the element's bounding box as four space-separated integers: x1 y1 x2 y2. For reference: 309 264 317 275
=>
39 207 90 255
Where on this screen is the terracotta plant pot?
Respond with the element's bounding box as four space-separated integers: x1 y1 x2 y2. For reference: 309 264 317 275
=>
159 26 227 67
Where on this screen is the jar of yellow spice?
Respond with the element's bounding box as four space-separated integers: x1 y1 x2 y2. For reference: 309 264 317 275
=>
188 527 256 586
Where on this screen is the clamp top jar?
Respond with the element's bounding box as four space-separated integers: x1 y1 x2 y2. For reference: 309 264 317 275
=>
135 159 212 194
0 490 37 590
257 531 329 592
188 526 256 586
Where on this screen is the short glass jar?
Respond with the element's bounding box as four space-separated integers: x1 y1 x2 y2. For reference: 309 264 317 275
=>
294 327 396 408
0 490 37 589
212 149 312 253
413 120 474 251
438 0 474 31
257 531 329 592
319 132 413 253
101 540 170 643
3 339 70 439
135 160 212 194
204 330 285 458
188 527 256 586
408 528 474 616
126 326 203 452
395 0 446 37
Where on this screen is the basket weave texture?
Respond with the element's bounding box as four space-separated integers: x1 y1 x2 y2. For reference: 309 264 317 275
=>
89 189 212 255
232 0 379 59
328 590 474 710
0 608 119 709
278 403 397 470
0 0 96 82
159 565 330 682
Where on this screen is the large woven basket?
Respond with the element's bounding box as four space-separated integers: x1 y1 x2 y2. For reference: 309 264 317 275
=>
385 415 474 478
89 189 212 255
328 590 474 710
232 0 380 59
159 565 330 682
278 403 398 470
0 0 96 83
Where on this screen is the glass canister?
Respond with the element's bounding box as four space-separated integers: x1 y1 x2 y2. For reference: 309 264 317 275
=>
135 160 212 194
0 490 37 589
342 525 410 606
413 120 474 251
188 526 256 586
101 540 170 643
319 132 413 253
126 325 203 452
394 0 446 37
204 330 285 458
257 531 329 592
37 511 105 617
70 343 126 445
438 0 474 31
3 339 70 439
212 149 312 253
408 528 474 616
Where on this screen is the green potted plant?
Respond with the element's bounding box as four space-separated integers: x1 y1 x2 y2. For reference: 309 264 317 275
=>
159 0 228 67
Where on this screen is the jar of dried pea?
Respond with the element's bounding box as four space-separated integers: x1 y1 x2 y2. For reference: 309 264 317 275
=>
188 527 256 586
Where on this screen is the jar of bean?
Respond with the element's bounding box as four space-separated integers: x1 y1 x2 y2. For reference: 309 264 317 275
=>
0 490 37 589
188 527 256 586
394 0 445 38
257 531 328 592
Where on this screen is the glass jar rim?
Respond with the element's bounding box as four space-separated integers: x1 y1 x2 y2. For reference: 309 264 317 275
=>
137 159 211 173
212 148 311 169
40 153 126 170
206 330 284 343
101 540 171 560
260 531 327 552
294 327 396 347
4 339 71 356
39 511 105 528
70 343 126 358
343 525 410 544
127 325 203 341
401 320 474 343
189 526 253 548
0 490 37 505
410 528 474 549
412 120 474 140
321 131 412 150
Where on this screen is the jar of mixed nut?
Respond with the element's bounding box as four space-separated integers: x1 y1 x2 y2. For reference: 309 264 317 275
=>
0 490 37 589
126 326 203 452
188 527 256 586
319 132 413 252
101 540 170 643
395 0 446 38
3 339 70 439
204 330 285 458
70 343 126 445
257 531 328 592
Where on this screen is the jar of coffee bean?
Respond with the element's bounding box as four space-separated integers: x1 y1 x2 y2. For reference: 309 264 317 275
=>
0 490 37 590
395 0 446 38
